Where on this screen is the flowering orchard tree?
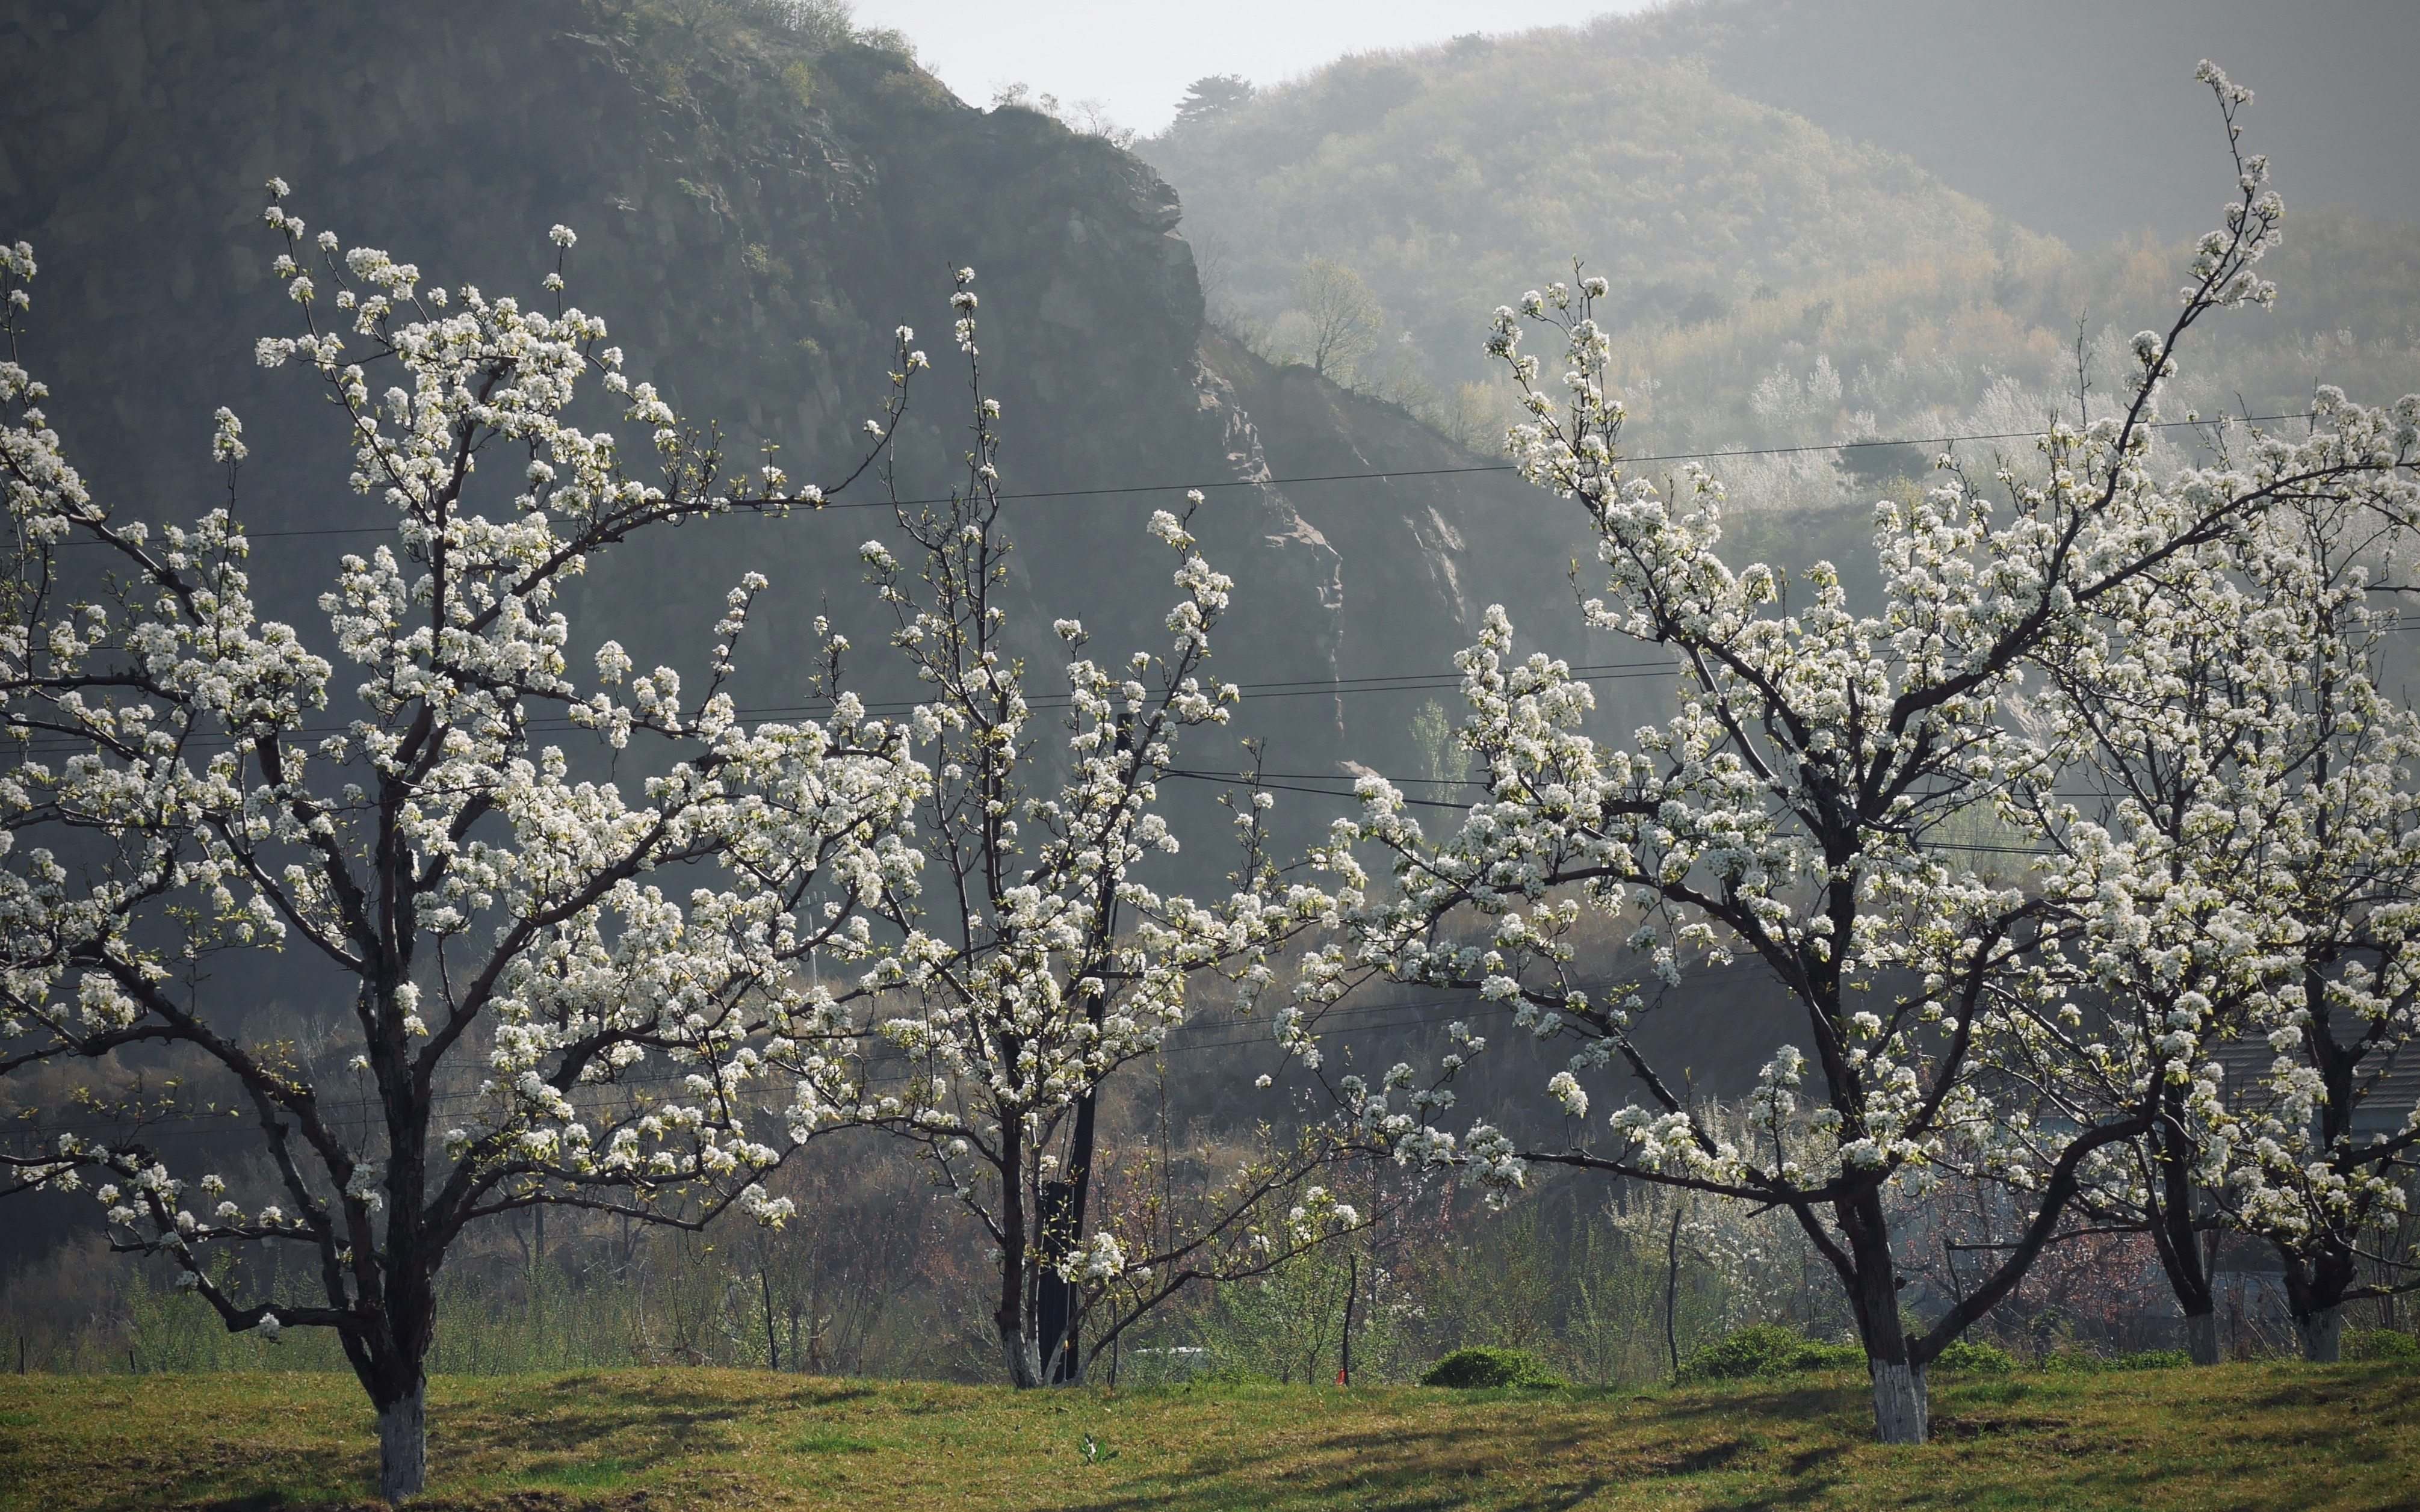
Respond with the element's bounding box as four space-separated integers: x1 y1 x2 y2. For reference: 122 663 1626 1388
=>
2174 493 2420 1359
767 274 1359 1387
2009 461 2419 1365
1290 67 2417 1443
0 191 924 1501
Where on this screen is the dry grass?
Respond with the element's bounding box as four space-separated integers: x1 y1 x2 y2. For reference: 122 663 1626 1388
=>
1 1361 2413 1511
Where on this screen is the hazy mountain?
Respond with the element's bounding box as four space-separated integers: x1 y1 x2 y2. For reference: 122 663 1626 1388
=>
1612 0 2420 247
1140 1 2420 508
1143 32 2031 392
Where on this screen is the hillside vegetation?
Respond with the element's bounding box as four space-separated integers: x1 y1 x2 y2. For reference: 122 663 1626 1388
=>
1143 10 2420 510
1144 34 2026 387
0 0 1438 820
2 1363 2413 1511
1594 211 2420 512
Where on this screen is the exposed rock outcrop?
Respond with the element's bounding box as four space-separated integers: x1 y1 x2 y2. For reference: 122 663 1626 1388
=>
0 1 1363 773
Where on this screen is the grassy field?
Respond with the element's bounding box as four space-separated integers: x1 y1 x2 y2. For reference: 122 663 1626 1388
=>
0 1362 2413 1511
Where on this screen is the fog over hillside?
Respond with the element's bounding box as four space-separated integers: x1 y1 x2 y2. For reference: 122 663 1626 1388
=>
1142 1 2420 513
1614 0 2420 244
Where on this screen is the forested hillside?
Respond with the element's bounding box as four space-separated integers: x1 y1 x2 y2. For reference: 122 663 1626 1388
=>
1142 1 2420 506
1145 34 2026 401
0 0 1575 804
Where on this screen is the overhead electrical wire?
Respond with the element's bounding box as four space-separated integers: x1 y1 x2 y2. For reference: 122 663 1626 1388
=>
16 404 2375 768
42 411 2318 547
10 962 1772 1143
5 658 1688 757
0 409 2371 1141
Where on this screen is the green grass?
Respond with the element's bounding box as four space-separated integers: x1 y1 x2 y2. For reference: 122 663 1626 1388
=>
0 1362 2412 1510
521 1456 633 1489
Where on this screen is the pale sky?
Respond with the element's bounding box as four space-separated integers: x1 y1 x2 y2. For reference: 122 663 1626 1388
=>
849 1 1665 135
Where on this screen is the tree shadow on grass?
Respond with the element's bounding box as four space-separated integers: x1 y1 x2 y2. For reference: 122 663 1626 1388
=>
1047 1378 2245 1512
433 1374 888 1490
439 1397 747 1474
1061 1478 1615 1512
2245 1366 2420 1414
188 1492 378 1512
1043 1395 1813 1512
537 1373 879 1415
152 1442 373 1512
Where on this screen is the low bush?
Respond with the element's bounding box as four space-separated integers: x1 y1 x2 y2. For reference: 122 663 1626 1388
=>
1420 1347 1563 1389
2345 1328 2418 1362
1933 1339 2018 1374
2040 1346 2193 1372
1680 1324 1864 1380
1679 1328 2019 1380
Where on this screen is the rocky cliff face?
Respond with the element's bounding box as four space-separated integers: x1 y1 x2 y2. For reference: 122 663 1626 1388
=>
1196 331 1608 775
0 0 1452 788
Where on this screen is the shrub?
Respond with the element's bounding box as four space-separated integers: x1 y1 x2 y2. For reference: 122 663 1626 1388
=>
1680 1325 1864 1380
2038 1346 2192 1372
1680 1328 2012 1380
2345 1329 2418 1362
1932 1339 2017 1375
1420 1347 1563 1389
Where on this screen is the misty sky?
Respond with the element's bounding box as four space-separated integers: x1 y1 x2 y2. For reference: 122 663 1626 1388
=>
849 0 1660 134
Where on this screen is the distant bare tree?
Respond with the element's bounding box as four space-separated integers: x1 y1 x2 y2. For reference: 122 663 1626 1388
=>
1293 258 1385 384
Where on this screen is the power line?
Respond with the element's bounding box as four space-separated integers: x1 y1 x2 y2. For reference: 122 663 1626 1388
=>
1162 770 2059 855
1166 771 1467 812
42 412 2317 546
8 964 1775 1143
5 659 1687 756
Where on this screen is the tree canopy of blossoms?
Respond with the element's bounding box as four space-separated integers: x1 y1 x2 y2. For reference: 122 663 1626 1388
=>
2009 464 2420 1365
0 188 925 1502
767 274 1360 1386
2159 498 2420 1360
1288 66 2419 1443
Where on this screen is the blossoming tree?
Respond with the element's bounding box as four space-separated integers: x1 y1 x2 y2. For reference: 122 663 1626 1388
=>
769 273 1360 1386
2182 491 2420 1359
0 191 923 1501
1290 66 2417 1442
2008 457 2419 1364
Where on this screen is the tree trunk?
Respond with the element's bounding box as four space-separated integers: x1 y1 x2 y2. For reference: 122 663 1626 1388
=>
2145 1096 2220 1366
377 1376 426 1505
1338 1250 1357 1387
992 1143 1040 1388
2280 1236 2355 1365
1036 1181 1078 1385
1664 1202 1684 1379
1870 1359 1926 1445
997 1323 1042 1387
2296 1305 2343 1363
761 1268 780 1372
1837 1188 1925 1443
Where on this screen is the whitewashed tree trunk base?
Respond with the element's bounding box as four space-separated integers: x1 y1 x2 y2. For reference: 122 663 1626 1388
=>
2186 1312 2221 1366
378 1380 426 1505
1000 1331 1042 1389
1871 1360 1928 1444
